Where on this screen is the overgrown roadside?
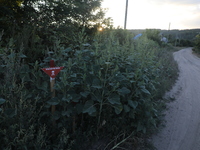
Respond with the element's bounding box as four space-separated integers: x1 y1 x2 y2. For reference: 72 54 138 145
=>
139 46 183 150
151 47 200 150
0 29 180 149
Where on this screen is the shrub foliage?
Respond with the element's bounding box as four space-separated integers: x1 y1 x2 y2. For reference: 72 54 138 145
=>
0 29 177 149
194 34 200 53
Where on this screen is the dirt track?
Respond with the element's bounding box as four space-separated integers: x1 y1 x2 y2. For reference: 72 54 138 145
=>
152 48 200 150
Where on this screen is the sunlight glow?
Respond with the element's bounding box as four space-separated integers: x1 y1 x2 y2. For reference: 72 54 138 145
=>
98 27 103 31
102 0 200 30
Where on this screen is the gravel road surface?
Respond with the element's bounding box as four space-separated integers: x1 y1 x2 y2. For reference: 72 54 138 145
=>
152 48 200 150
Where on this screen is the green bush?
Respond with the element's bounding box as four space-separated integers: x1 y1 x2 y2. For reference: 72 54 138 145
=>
194 34 200 53
144 29 161 45
0 29 178 149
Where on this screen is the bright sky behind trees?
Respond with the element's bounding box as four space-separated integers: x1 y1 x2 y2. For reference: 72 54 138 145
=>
102 0 200 30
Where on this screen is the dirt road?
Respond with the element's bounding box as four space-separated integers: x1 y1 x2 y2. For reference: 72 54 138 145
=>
152 48 200 150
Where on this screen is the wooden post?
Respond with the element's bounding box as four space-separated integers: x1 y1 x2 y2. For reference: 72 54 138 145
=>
41 60 64 126
50 60 56 125
50 77 56 114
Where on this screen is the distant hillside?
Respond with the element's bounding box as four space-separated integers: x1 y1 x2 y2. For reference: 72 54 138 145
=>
161 29 200 41
129 29 200 40
129 29 200 46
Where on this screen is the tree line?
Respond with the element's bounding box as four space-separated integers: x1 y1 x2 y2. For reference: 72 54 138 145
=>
0 0 112 62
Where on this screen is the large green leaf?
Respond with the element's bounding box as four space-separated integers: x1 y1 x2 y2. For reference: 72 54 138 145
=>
129 110 135 119
71 93 81 103
92 78 102 89
62 111 71 117
20 73 31 82
127 72 135 78
117 87 131 95
5 108 16 118
141 88 151 95
83 100 96 115
75 103 83 114
124 104 130 113
0 98 6 105
128 100 138 109
18 54 27 58
63 47 72 53
91 91 101 102
7 53 15 59
108 93 121 105
61 95 72 102
113 104 123 115
47 97 59 105
137 122 146 133
37 82 48 92
115 74 126 81
67 91 81 103
80 91 90 98
53 111 61 120
70 73 77 78
62 105 73 117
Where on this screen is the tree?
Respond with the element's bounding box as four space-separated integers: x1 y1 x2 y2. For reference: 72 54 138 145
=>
145 29 161 45
0 0 24 32
0 0 109 38
0 0 111 62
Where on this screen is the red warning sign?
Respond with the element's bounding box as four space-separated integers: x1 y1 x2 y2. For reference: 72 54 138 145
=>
42 67 64 78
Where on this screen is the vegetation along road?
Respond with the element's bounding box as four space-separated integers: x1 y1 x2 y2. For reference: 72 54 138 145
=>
152 47 200 150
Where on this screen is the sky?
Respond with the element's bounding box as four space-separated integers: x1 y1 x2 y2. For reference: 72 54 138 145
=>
101 0 200 30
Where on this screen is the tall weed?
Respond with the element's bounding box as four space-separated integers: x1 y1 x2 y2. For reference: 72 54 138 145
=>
0 29 178 149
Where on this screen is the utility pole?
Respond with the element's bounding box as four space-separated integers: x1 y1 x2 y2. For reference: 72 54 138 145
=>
168 22 171 43
168 22 171 31
124 0 128 29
